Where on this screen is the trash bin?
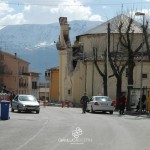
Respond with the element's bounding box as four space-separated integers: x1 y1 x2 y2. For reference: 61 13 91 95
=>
0 101 10 120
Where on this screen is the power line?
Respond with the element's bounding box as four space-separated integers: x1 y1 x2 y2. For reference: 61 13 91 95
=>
1 1 150 7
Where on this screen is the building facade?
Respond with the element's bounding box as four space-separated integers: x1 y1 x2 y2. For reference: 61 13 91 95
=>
0 50 40 97
28 72 40 99
39 82 49 100
45 67 59 102
57 14 150 106
0 51 29 94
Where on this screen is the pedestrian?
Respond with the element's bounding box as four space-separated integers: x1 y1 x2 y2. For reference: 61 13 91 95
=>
119 92 126 115
80 93 89 113
10 91 15 107
136 99 140 112
142 94 146 112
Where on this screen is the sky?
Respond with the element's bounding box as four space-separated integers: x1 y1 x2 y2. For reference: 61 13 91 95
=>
0 0 150 27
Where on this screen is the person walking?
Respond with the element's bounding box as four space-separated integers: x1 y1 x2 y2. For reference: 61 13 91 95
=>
80 93 89 113
119 92 126 115
142 94 146 112
10 91 15 107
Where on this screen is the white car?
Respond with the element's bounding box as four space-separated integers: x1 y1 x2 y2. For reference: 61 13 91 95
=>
11 94 40 114
86 96 115 114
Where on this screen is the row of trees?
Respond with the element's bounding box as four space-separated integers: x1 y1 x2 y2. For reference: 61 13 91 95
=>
89 14 149 110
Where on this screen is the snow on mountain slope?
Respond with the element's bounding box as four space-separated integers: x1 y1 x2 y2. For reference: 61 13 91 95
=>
0 20 101 75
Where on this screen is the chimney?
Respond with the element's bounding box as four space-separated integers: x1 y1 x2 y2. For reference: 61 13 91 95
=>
14 53 17 59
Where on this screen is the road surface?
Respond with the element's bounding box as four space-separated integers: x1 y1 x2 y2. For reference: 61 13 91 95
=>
0 107 150 150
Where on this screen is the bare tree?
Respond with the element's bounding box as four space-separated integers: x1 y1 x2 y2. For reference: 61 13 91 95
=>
117 16 144 110
143 20 150 60
107 22 128 109
88 34 114 96
93 47 108 96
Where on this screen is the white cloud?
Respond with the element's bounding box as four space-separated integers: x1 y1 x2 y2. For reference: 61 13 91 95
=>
0 2 24 26
102 6 107 9
89 15 102 21
0 2 14 15
0 0 102 26
1 13 26 24
22 0 103 24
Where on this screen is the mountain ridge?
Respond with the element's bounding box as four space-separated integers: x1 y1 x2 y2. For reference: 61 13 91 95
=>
0 20 101 77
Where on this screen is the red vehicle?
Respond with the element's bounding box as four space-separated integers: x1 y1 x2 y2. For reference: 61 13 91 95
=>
112 99 116 107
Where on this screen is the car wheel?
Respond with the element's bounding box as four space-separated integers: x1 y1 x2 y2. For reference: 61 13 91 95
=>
91 106 95 113
102 111 106 114
36 110 40 114
110 111 113 114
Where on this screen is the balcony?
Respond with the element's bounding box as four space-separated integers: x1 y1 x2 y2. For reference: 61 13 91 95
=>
19 83 28 88
45 71 50 80
0 70 13 75
19 72 30 76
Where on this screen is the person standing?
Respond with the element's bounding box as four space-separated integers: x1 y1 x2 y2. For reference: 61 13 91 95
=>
119 92 126 115
80 93 89 113
141 94 146 112
10 91 15 107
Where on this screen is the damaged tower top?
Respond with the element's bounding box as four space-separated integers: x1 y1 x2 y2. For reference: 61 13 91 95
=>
59 17 67 25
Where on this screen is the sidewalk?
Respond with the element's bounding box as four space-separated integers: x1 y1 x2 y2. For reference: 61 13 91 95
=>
124 110 150 119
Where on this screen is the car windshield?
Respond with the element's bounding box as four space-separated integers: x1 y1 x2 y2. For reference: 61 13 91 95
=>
19 95 37 101
95 96 111 102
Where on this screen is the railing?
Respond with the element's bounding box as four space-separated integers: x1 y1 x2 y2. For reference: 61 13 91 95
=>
1 70 13 75
19 72 29 76
19 83 28 88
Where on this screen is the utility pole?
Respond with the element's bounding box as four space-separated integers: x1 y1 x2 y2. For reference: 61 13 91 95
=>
135 12 145 114
107 23 110 96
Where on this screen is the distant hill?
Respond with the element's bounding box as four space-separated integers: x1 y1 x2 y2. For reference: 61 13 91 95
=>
0 20 101 79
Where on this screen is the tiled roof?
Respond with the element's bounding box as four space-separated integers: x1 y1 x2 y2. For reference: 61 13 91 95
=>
47 66 59 71
0 50 30 64
81 14 150 35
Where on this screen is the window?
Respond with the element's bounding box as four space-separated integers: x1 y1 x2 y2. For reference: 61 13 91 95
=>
22 66 24 73
32 81 37 89
125 68 128 77
142 74 147 79
45 71 50 77
0 54 4 60
68 89 71 95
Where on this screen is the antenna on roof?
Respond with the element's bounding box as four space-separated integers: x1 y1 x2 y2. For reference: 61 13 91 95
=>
14 53 17 59
121 3 124 14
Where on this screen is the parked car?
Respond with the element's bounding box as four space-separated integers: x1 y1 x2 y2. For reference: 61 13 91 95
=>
86 96 115 114
11 94 40 114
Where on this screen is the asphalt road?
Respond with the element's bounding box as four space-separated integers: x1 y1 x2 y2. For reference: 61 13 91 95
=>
0 107 150 150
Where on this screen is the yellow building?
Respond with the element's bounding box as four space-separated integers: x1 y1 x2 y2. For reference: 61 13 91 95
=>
0 50 29 94
45 67 59 102
56 14 150 106
0 50 40 98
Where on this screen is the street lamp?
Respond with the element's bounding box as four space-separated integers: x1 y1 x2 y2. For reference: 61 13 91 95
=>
135 12 145 114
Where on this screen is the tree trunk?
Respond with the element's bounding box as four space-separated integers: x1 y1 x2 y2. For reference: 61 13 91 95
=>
103 76 107 96
126 58 135 110
116 76 122 109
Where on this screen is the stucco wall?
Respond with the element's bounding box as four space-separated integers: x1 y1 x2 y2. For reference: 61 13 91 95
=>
58 17 150 105
50 69 59 101
0 51 29 94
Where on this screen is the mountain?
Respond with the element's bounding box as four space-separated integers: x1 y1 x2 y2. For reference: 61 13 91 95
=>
0 20 101 79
